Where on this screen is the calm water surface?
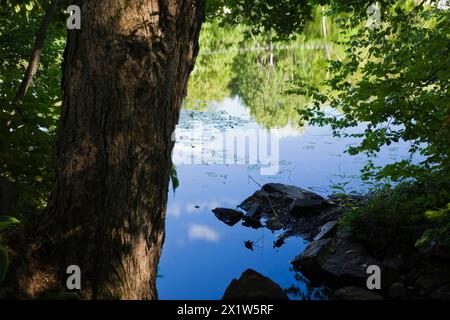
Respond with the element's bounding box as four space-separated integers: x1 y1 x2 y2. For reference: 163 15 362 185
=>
157 97 413 299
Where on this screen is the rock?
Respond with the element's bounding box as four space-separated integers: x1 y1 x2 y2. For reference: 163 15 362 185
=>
238 190 267 211
239 183 327 214
212 208 243 226
388 282 407 299
261 183 329 217
292 238 380 287
416 273 450 290
222 269 289 300
382 253 405 272
290 198 327 216
262 183 325 203
334 286 384 300
0 176 18 215
266 217 284 231
313 220 338 241
429 284 450 300
242 218 263 229
235 183 340 239
243 204 261 219
291 238 333 278
381 253 406 287
322 239 381 287
242 204 263 228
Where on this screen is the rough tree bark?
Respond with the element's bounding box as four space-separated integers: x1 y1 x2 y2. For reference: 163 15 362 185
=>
19 0 204 299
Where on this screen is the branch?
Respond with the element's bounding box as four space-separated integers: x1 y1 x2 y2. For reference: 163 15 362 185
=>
406 0 427 17
15 0 62 101
248 175 278 217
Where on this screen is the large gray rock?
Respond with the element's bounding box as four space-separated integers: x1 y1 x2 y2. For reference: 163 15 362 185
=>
261 183 328 216
239 183 328 215
292 238 380 287
222 269 288 300
291 238 333 276
334 286 384 300
262 183 324 202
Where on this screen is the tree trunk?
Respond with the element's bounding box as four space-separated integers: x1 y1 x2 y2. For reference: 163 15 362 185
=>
22 0 204 299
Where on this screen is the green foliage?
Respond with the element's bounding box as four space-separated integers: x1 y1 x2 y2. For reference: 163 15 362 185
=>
186 9 344 128
0 216 20 282
415 203 450 250
0 9 66 215
340 173 450 249
170 165 179 193
296 1 450 181
207 0 314 40
0 244 9 282
0 216 20 231
0 0 42 17
184 22 244 109
230 37 334 128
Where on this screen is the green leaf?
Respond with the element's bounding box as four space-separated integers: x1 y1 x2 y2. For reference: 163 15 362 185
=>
170 166 179 193
25 2 34 11
0 244 9 282
0 216 20 231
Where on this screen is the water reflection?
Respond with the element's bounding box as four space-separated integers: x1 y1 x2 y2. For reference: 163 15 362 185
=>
158 99 412 299
157 22 411 300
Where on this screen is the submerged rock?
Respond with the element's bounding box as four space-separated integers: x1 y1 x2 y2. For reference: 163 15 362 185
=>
334 286 384 300
222 269 289 300
212 208 243 226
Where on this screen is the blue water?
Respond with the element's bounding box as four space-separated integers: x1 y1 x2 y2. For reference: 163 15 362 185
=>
157 97 413 300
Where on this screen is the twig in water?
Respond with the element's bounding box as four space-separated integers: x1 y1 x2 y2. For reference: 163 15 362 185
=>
248 175 278 217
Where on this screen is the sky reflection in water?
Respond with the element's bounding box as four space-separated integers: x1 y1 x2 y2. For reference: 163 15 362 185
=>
157 97 413 300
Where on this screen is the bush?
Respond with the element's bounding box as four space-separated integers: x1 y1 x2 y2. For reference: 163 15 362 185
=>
340 173 450 252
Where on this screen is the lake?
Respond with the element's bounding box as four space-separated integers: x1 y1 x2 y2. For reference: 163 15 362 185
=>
156 97 413 300
155 19 419 299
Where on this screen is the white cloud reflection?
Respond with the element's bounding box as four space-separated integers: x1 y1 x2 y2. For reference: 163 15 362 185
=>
167 199 237 218
187 224 220 243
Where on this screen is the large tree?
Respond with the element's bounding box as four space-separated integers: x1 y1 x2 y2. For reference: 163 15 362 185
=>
15 0 204 299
